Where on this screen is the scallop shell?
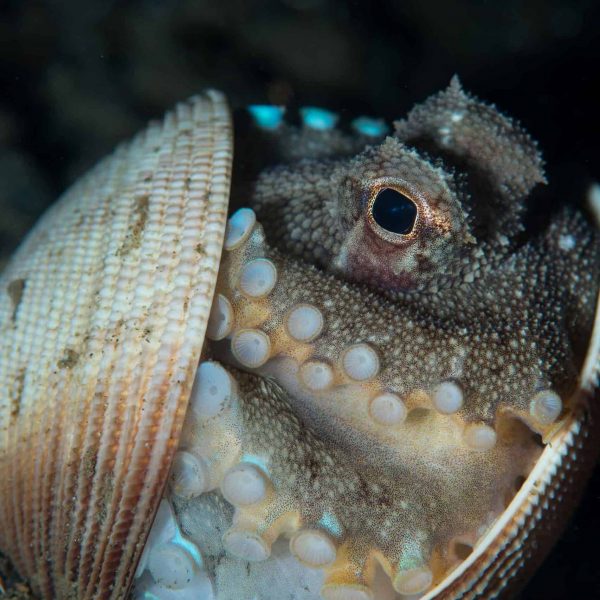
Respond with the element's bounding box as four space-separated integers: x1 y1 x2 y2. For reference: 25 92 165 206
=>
0 91 232 598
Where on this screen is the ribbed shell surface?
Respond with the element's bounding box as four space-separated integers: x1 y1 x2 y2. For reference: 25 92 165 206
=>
0 91 232 599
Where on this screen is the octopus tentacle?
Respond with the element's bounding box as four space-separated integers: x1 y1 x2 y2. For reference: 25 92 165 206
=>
133 209 558 598
214 209 571 440
157 355 537 599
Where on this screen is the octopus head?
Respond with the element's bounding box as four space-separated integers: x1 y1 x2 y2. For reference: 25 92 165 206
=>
250 76 546 292
329 137 474 291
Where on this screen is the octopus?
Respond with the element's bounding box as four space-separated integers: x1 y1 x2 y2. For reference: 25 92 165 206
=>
133 78 600 599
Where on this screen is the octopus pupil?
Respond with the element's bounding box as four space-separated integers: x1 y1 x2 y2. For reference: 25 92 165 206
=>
371 188 418 235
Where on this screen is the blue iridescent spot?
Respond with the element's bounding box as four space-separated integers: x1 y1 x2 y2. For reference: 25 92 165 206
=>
300 107 339 130
171 526 204 569
318 511 343 537
351 116 389 137
241 453 270 476
248 105 285 130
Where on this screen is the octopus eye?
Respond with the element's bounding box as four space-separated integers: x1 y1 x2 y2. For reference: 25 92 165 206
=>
370 187 418 236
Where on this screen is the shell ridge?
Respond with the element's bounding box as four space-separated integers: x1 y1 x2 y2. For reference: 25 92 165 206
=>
59 154 137 593
0 90 232 599
98 91 232 598
78 111 185 596
51 171 121 586
85 107 194 596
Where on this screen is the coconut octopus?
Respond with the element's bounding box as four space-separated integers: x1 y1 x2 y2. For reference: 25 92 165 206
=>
131 79 600 599
1 79 599 600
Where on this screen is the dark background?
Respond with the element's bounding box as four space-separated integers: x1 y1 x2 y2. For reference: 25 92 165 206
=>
1 1 599 598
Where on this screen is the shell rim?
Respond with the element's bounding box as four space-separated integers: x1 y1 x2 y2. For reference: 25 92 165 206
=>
423 288 600 598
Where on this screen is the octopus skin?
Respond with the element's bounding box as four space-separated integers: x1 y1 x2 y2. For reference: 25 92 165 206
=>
134 80 599 599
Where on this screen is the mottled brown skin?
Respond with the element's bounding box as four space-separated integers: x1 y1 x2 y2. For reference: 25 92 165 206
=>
172 81 600 597
235 79 598 429
246 78 544 289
